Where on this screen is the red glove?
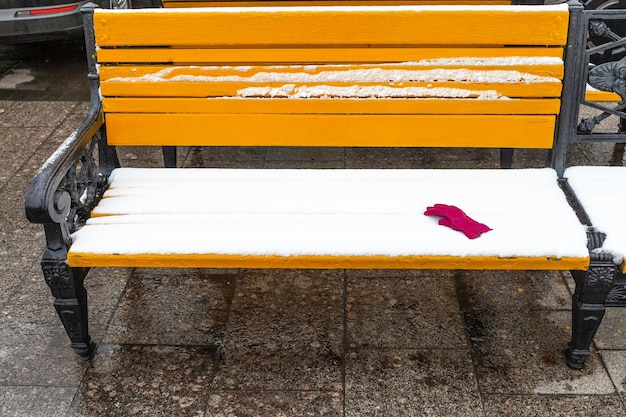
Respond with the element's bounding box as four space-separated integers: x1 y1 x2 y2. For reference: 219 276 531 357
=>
424 204 492 239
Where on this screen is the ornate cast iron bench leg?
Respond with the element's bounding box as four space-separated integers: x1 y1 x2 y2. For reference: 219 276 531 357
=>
567 232 616 369
41 229 94 359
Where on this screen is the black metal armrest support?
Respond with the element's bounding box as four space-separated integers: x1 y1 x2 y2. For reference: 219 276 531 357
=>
25 104 115 245
23 101 117 360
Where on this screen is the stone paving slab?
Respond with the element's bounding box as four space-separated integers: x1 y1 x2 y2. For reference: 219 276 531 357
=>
206 390 343 417
0 386 77 417
345 348 482 417
595 309 626 350
67 345 218 417
482 394 625 417
346 275 466 350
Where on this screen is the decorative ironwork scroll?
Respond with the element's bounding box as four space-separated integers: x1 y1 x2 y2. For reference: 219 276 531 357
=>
578 14 626 135
588 56 626 99
59 134 104 236
606 281 626 305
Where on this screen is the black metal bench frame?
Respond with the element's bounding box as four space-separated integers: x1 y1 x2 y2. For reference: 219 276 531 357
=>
23 0 626 369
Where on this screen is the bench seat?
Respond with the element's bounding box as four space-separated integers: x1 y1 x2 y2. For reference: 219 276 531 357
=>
68 167 590 269
566 166 626 267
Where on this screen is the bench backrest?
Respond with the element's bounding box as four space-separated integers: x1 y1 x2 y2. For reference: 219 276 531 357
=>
88 3 573 152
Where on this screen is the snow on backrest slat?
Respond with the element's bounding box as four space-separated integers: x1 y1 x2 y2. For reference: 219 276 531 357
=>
93 5 569 47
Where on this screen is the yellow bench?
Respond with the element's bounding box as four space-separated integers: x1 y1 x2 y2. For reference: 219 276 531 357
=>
25 0 613 369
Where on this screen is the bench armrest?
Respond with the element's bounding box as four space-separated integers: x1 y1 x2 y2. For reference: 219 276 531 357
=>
25 103 115 234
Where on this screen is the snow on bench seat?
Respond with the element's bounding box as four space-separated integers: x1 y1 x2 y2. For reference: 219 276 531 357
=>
565 166 626 266
67 167 590 270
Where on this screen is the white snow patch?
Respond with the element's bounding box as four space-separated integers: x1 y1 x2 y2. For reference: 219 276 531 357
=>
38 130 78 173
238 84 506 99
106 66 559 85
69 167 589 259
565 166 626 264
408 56 563 66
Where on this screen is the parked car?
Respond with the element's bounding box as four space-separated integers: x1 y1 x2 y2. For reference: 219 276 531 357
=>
0 0 160 44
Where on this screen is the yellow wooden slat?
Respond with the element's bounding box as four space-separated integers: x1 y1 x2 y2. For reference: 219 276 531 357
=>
102 97 563 115
99 80 561 99
585 89 621 102
96 47 565 66
67 252 589 271
99 62 564 78
104 113 557 148
93 6 570 47
99 62 564 79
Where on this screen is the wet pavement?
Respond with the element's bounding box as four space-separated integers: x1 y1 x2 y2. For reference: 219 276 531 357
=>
0 40 89 101
1 63 626 416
